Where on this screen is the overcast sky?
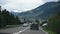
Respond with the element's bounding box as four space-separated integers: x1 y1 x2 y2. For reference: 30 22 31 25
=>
0 0 59 12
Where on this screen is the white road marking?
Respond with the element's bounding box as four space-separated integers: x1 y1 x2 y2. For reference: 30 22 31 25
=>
39 27 48 34
13 27 29 34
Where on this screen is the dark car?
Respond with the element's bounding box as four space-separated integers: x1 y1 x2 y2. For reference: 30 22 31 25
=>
30 23 39 30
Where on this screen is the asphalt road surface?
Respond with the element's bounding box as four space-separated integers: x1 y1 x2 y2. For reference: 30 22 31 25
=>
19 27 47 34
0 26 27 34
0 26 47 34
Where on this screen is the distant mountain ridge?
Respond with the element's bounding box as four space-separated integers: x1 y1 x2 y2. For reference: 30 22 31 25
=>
13 1 60 20
10 11 21 16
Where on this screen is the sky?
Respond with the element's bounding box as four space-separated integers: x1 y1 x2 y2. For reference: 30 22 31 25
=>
0 0 59 12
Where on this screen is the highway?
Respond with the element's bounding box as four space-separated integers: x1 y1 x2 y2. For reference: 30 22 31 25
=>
0 25 47 34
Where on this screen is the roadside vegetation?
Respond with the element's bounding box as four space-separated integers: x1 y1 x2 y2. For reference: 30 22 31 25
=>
41 12 60 34
43 27 56 34
48 12 60 34
0 6 22 29
0 25 20 30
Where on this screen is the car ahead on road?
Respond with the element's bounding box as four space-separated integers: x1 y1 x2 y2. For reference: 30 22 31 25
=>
30 23 39 30
23 23 29 27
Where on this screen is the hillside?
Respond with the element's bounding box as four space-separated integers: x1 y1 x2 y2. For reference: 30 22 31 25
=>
17 1 60 20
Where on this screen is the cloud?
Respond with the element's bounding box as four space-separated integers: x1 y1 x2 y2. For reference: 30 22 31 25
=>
0 0 59 12
0 0 44 12
42 0 59 2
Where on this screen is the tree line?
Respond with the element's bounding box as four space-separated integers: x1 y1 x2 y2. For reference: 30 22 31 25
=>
40 11 60 34
48 12 60 34
0 8 21 27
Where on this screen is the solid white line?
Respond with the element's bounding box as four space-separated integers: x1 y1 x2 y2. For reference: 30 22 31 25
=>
13 27 29 34
39 27 48 34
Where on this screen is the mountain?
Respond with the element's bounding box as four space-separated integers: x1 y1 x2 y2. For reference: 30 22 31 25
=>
10 11 21 16
18 1 60 20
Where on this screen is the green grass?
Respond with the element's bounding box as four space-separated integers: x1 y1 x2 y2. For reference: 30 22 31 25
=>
0 25 20 30
43 27 56 34
44 29 56 34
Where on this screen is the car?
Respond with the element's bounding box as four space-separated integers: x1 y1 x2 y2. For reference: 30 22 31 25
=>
23 23 29 27
30 23 39 30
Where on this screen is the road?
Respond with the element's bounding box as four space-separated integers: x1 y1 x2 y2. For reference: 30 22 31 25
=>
0 26 27 34
19 27 47 34
0 25 47 34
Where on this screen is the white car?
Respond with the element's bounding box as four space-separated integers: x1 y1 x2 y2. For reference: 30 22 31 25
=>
23 23 29 27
